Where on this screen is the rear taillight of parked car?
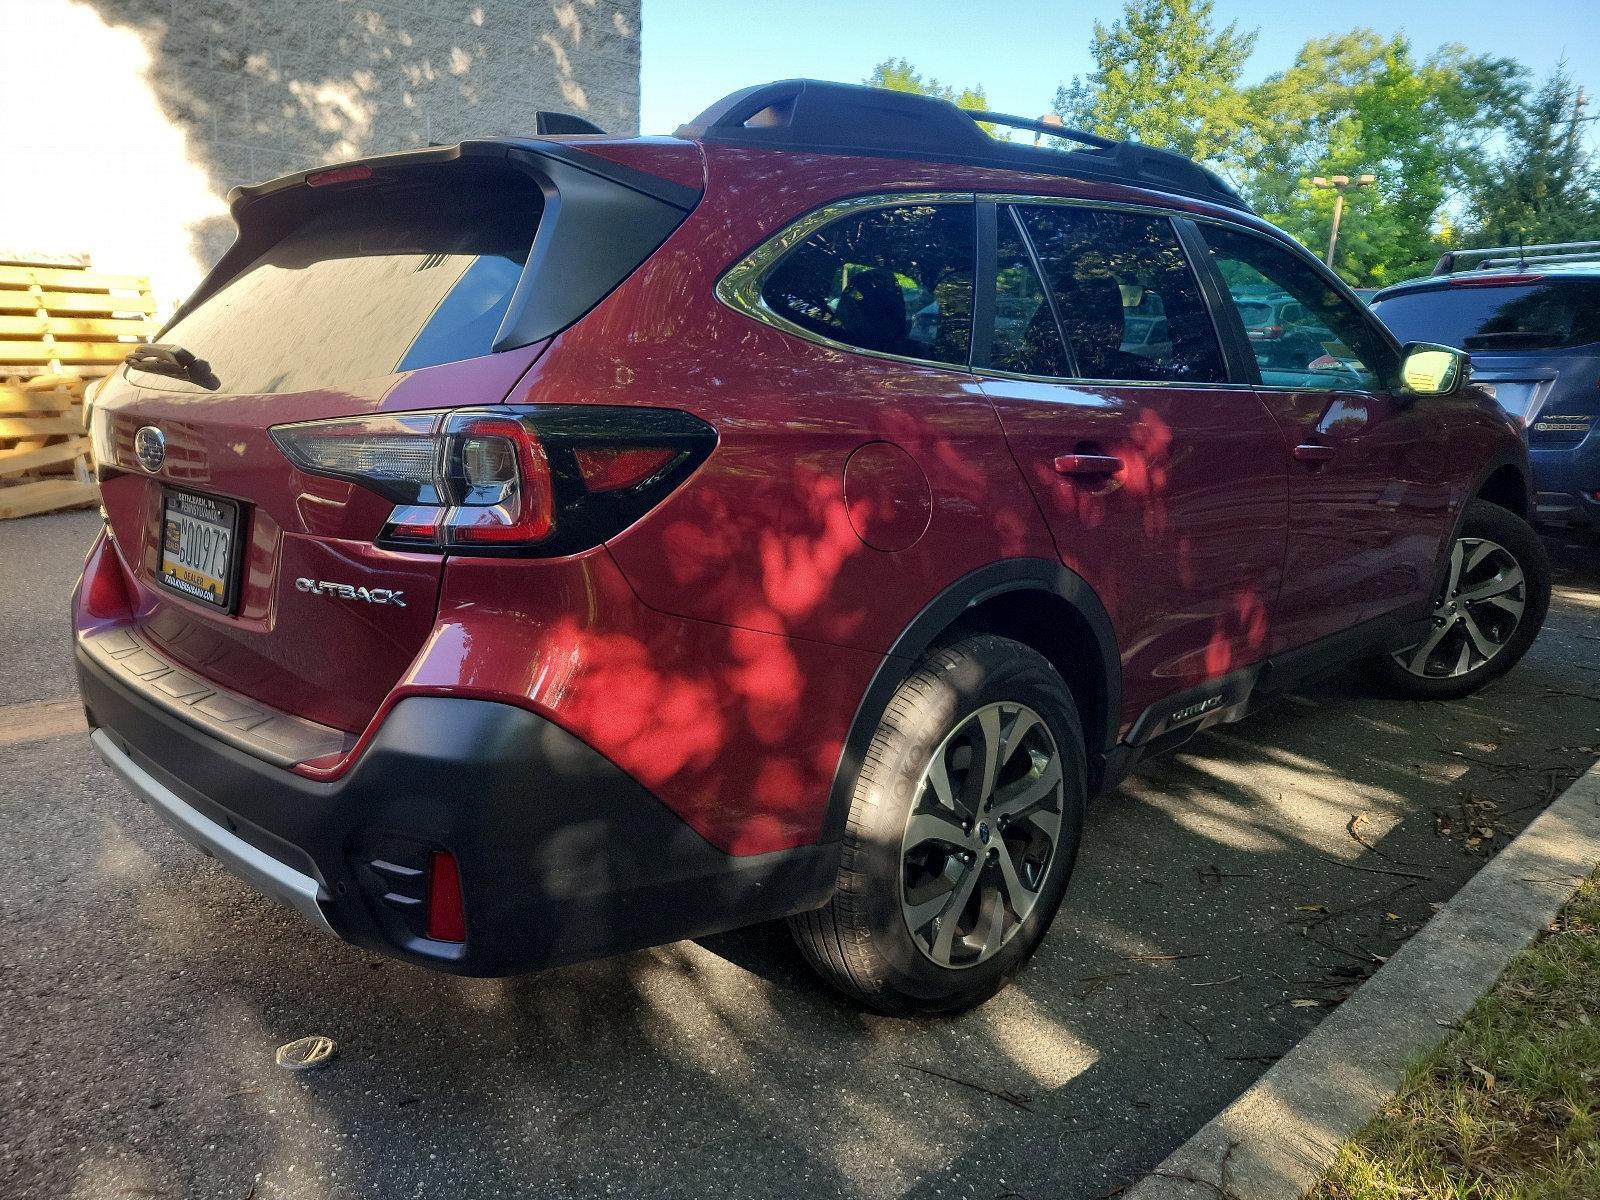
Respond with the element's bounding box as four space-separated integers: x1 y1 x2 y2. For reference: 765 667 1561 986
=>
270 407 715 555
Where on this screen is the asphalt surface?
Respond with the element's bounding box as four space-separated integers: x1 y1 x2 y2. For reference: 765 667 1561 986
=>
4 509 1599 1200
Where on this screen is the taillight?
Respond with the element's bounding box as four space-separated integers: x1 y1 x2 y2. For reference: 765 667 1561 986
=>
83 536 134 619
269 406 715 556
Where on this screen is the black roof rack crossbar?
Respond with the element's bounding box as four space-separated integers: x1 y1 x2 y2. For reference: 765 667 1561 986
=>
965 111 1116 151
1434 239 1600 274
676 79 1250 213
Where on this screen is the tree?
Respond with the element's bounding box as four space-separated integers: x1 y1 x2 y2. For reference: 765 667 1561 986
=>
1463 67 1600 246
865 58 988 114
1243 34 1520 284
1052 0 1256 164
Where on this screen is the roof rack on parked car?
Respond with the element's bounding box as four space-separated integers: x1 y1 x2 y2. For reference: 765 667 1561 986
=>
1433 240 1600 275
675 79 1252 214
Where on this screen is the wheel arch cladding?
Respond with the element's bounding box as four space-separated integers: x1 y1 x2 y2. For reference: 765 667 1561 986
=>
823 558 1121 842
1475 461 1531 520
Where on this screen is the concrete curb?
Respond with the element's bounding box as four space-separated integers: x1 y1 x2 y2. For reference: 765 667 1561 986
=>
1123 758 1600 1200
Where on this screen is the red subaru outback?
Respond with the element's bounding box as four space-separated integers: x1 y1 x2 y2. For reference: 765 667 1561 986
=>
76 81 1547 1014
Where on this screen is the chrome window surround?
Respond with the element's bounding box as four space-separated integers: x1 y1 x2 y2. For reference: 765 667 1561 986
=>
715 189 1397 394
715 191 977 373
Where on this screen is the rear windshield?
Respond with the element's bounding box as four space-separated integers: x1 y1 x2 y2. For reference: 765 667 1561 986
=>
1372 278 1600 352
133 172 542 394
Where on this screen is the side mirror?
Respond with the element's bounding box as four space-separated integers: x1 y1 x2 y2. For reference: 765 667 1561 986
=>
1399 342 1466 398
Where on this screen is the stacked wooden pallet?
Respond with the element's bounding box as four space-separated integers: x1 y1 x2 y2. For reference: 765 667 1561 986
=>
0 255 157 519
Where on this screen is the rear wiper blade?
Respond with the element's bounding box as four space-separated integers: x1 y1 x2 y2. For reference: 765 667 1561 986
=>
125 343 218 387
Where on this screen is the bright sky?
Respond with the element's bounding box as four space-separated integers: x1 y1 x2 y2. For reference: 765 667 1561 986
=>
640 0 1600 135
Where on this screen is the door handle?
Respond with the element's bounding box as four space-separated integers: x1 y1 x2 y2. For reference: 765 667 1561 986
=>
1053 454 1123 477
1293 443 1337 464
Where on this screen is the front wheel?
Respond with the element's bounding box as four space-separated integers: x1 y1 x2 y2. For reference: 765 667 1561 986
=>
1364 499 1550 701
789 635 1086 1016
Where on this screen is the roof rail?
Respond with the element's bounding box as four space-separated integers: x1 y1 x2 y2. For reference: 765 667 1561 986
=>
676 79 1251 213
1434 239 1600 274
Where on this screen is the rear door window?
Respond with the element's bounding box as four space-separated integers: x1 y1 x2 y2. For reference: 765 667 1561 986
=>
760 201 976 366
1017 205 1226 383
989 207 1070 376
132 171 543 394
1372 279 1600 351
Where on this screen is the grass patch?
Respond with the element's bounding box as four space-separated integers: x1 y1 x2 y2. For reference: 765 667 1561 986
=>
1306 871 1600 1200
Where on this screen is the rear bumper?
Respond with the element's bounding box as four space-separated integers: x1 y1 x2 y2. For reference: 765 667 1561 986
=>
1530 443 1600 526
78 634 835 976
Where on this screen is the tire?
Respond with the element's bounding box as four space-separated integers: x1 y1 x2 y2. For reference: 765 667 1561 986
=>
1364 499 1550 701
790 634 1086 1016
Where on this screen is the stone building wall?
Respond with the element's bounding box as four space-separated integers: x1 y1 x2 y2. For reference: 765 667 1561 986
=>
1 0 641 305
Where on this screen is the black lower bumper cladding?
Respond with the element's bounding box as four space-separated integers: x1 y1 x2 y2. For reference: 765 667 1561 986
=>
78 643 834 976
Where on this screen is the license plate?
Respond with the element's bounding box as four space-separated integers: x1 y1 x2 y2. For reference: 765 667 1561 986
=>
158 489 241 612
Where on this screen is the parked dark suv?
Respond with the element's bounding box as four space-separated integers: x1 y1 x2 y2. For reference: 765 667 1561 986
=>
1372 246 1600 528
77 80 1548 1014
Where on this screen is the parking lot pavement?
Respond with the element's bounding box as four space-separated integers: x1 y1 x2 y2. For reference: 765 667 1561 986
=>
4 510 1598 1200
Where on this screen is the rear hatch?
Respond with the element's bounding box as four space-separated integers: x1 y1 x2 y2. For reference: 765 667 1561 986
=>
1371 274 1600 440
89 140 701 734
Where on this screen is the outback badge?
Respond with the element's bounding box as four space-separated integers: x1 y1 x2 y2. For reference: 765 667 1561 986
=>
295 577 407 607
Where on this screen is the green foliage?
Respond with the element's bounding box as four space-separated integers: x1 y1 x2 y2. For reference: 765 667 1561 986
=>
1052 0 1256 163
1242 34 1521 285
869 1 1599 286
1465 67 1600 248
865 57 988 114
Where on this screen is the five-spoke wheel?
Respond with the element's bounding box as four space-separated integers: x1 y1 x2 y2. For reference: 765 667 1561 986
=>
900 702 1063 969
1394 536 1527 678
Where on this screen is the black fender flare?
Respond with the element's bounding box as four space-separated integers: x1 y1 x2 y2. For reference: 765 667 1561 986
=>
819 558 1120 846
1428 450 1533 595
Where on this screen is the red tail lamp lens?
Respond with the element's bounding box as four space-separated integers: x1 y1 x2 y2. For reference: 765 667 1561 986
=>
84 539 134 619
445 415 553 545
575 446 676 492
426 850 466 943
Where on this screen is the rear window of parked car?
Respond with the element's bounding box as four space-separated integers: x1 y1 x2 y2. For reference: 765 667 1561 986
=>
760 202 975 367
130 171 543 395
1372 278 1600 352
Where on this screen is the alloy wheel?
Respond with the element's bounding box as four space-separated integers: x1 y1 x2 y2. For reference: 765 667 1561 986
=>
899 701 1064 970
1394 536 1526 679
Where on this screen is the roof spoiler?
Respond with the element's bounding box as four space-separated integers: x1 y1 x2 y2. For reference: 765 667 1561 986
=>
165 141 701 352
676 79 1250 213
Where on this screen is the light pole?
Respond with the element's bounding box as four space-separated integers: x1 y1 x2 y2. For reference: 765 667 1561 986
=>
1310 174 1377 268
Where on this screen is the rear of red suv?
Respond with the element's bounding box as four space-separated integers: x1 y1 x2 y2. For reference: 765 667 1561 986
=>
75 132 862 975
77 79 1545 1015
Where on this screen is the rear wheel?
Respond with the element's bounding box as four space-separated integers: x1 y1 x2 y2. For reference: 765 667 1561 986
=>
790 635 1086 1016
1365 500 1550 700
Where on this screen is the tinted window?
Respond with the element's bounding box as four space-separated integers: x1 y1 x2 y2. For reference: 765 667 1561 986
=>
990 208 1069 376
1372 279 1600 351
137 172 542 395
1018 206 1225 383
1203 225 1399 391
761 203 975 366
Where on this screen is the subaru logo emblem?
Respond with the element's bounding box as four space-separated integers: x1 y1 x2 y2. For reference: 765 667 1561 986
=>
134 425 166 473
977 822 990 845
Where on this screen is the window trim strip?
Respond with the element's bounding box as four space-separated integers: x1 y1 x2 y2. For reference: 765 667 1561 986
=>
714 191 980 374
715 188 1402 392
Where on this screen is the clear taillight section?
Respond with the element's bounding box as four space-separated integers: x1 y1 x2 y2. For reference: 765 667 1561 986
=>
270 406 715 556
